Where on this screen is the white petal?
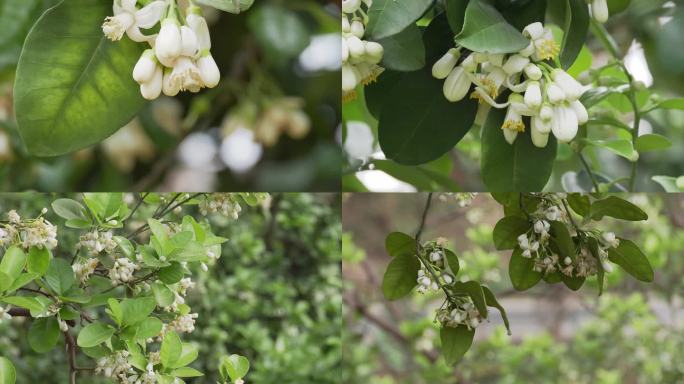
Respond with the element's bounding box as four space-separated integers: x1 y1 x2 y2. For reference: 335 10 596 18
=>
198 55 220 88
141 66 163 100
180 26 200 57
134 1 166 29
186 13 212 50
126 26 155 43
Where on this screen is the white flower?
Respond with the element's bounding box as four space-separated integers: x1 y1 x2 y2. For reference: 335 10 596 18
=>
522 22 559 61
109 258 139 285
524 63 542 81
534 220 550 234
546 82 566 104
524 81 542 109
155 19 183 66
186 11 212 51
551 69 585 101
531 115 551 148
169 57 202 93
591 0 609 23
8 210 20 224
602 232 620 248
198 54 221 88
442 274 454 284
551 104 579 143
58 319 69 332
342 0 362 13
517 234 529 248
601 259 614 273
364 42 384 64
522 249 532 258
501 94 533 144
502 54 530 75
545 206 561 221
140 65 164 100
430 251 443 262
102 0 165 42
570 100 589 124
443 66 472 102
351 19 365 38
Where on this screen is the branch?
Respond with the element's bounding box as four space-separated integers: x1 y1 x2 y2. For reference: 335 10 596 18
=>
64 331 77 384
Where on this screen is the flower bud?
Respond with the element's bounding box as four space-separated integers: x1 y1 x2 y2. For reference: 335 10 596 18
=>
180 25 200 57
524 81 542 109
346 35 365 58
551 105 579 143
133 49 158 84
342 16 350 33
155 19 183 66
592 0 609 23
351 19 365 38
524 63 542 80
364 41 384 64
140 65 163 100
523 22 544 40
601 259 614 273
432 48 460 80
186 12 212 50
546 83 566 104
198 54 221 88
443 66 472 102
342 64 359 92
342 0 361 13
570 100 589 124
564 257 572 265
503 54 530 75
551 69 584 101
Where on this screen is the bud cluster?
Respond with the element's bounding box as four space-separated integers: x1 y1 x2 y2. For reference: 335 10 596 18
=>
0 209 58 250
102 0 220 100
438 193 478 207
432 22 590 147
436 301 483 330
341 0 384 102
199 194 242 219
109 257 141 285
78 230 117 255
416 241 456 294
72 258 100 284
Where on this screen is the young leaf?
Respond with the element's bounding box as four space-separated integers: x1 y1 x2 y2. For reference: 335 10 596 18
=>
152 282 175 308
385 232 416 258
6 273 38 293
1 296 47 313
455 0 529 54
481 285 511 334
27 247 50 276
135 317 163 341
481 108 557 192
28 317 60 353
452 281 488 319
120 296 157 327
560 0 590 69
635 133 672 152
381 253 421 300
493 216 531 250
77 323 115 348
220 354 250 381
608 239 654 282
366 0 433 40
171 343 199 369
509 247 542 291
45 258 75 295
13 0 145 156
0 247 27 284
158 262 185 285
440 325 475 365
589 196 648 221
51 199 87 220
161 331 183 368
0 357 16 384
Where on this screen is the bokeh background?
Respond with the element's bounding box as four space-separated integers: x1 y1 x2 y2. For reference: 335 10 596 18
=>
0 0 341 192
343 0 684 192
0 192 342 383
343 193 684 383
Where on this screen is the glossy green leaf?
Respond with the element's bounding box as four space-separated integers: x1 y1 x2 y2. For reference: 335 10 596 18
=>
152 282 175 308
445 0 468 33
481 108 557 192
0 247 26 284
51 198 87 220
581 139 637 161
6 273 39 293
509 247 542 291
452 281 487 318
195 0 254 13
381 253 420 300
651 176 683 192
378 24 425 71
171 343 199 369
549 221 575 260
561 274 585 291
172 367 204 377
440 325 474 365
635 133 672 152
608 239 654 282
121 296 157 327
566 193 590 217
14 0 145 156
27 247 50 276
385 232 416 258
28 317 60 353
444 249 460 276
0 296 46 313
377 69 478 165
158 262 185 284
481 285 511 334
590 196 648 221
161 331 183 368
560 0 590 69
455 0 529 54
135 317 163 341
45 258 75 295
220 354 250 380
493 216 530 250
0 357 16 384
366 0 433 40
77 322 115 348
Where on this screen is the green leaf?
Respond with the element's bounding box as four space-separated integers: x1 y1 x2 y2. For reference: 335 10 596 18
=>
385 232 416 257
560 0 590 69
152 282 175 308
0 247 26 284
446 0 468 33
444 249 460 276
77 322 115 348
566 193 590 217
452 281 487 318
135 317 163 341
378 24 425 71
160 331 183 368
114 236 136 260
366 0 433 40
481 285 511 334
0 357 16 384
27 247 50 276
493 216 530 250
608 239 654 282
6 273 38 293
635 133 672 152
28 317 60 353
45 258 75 295
158 262 185 284
587 237 604 296
220 354 250 381
651 176 683 192
377 69 478 165
0 272 10 292
440 325 474 365
509 247 542 291
120 296 157 327
655 98 684 110
455 0 529 54
481 108 557 192
581 139 637 161
561 274 585 291
247 4 309 63
589 196 648 221
381 253 420 300
13 0 145 156
195 0 254 13
0 296 46 313
171 343 199 369
51 199 87 220
549 221 575 260
171 367 204 378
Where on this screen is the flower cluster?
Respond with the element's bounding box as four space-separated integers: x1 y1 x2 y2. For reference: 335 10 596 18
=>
72 258 100 284
437 301 483 330
432 22 590 147
0 209 58 250
199 194 242 219
167 312 199 334
109 257 140 285
78 230 117 254
590 0 609 23
341 0 384 102
102 0 220 100
438 193 478 207
95 350 157 384
416 243 456 294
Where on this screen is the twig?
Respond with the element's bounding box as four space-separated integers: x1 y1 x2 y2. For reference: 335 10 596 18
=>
577 152 600 192
64 330 78 384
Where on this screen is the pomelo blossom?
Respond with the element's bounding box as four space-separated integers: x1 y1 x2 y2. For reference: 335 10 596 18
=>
431 22 591 147
102 1 223 100
342 0 384 102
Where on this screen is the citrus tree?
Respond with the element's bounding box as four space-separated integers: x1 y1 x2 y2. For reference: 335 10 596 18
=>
342 0 684 192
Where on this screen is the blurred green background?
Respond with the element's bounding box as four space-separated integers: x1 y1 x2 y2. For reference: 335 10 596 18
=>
343 193 684 383
0 0 341 192
0 192 342 383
